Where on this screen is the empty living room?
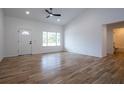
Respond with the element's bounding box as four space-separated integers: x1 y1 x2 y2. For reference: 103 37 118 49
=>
1 8 124 84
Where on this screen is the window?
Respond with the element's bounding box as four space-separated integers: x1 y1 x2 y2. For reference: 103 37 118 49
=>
21 31 30 35
43 32 61 46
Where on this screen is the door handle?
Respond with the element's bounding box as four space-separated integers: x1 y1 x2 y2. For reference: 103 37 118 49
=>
29 41 32 44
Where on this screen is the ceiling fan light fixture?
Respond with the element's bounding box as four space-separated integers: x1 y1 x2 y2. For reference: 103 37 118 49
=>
50 14 53 17
57 19 60 22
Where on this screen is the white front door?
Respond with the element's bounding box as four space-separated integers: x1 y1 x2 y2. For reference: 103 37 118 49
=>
18 29 32 55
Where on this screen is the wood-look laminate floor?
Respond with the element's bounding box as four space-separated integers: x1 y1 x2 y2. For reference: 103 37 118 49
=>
0 52 124 84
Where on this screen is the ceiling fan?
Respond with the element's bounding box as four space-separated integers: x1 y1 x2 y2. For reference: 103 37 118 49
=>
45 8 61 18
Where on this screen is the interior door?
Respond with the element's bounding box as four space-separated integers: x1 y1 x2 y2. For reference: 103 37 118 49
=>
18 29 32 55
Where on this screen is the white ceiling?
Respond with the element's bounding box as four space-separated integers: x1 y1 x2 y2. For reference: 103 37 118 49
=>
3 8 86 25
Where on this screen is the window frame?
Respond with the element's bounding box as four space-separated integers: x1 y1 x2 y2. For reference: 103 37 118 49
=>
42 31 61 47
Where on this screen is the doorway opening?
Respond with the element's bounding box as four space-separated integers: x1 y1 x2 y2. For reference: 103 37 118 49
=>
106 21 124 55
113 28 124 53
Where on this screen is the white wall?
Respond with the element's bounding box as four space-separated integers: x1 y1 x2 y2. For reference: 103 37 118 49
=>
107 27 113 54
0 9 4 61
65 9 124 57
5 16 64 57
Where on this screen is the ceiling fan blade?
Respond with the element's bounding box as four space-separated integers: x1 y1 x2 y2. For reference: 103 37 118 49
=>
46 15 50 18
53 14 61 16
45 9 51 14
